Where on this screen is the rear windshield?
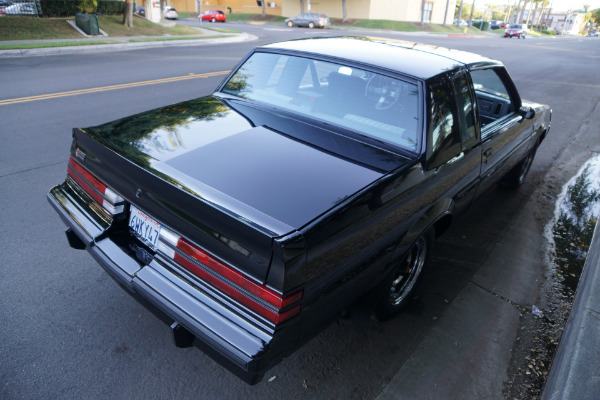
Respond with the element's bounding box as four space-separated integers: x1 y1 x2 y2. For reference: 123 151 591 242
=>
221 52 420 152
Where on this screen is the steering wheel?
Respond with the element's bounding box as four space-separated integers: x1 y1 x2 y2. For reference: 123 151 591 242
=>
365 75 401 110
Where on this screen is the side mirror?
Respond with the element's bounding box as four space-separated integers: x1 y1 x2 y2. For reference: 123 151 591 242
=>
518 106 536 120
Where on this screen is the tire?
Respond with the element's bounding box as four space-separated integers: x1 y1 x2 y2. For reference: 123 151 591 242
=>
308 21 315 29
375 229 434 321
501 144 538 188
211 17 216 22
287 21 293 27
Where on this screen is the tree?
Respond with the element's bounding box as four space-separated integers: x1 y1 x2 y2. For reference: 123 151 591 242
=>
261 0 266 16
79 0 97 14
299 0 304 14
512 0 523 23
443 0 451 26
456 0 465 24
123 0 134 27
591 8 600 25
468 0 475 27
342 0 348 22
525 0 535 26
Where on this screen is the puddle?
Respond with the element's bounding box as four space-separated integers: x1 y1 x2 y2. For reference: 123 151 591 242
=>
546 154 600 296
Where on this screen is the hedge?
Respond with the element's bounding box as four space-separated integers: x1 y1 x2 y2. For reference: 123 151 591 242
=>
471 21 490 31
40 0 124 17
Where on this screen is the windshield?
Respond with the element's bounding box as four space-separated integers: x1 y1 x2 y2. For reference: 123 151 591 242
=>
221 52 420 152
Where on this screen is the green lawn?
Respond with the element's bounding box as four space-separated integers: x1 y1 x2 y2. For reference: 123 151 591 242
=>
0 15 202 41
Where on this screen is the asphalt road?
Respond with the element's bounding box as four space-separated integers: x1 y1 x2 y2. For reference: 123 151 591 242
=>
1 25 599 399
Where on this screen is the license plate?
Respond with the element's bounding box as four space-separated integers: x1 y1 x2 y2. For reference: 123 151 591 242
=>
129 205 161 251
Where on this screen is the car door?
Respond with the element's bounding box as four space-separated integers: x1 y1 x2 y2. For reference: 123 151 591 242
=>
469 66 533 194
451 71 482 214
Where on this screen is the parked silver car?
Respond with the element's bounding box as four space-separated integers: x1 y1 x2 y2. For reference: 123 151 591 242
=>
285 13 330 28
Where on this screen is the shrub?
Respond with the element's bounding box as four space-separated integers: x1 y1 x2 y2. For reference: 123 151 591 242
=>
472 20 490 31
40 0 124 17
78 0 97 14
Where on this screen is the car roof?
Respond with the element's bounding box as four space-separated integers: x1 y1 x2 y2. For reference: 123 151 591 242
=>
260 36 500 80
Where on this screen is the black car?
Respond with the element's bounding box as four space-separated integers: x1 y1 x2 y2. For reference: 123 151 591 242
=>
48 37 551 384
135 5 145 17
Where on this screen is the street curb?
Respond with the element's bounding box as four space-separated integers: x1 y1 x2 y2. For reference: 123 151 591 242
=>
542 217 600 400
0 32 257 58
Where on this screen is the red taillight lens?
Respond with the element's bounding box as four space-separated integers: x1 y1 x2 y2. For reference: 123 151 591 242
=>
157 228 302 325
67 157 125 215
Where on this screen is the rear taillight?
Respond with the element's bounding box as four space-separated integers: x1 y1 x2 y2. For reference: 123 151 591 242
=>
67 157 125 215
157 228 303 325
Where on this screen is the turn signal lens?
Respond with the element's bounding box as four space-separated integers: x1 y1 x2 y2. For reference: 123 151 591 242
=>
157 228 303 325
67 157 125 215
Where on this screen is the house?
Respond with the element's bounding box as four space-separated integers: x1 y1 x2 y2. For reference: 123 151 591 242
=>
544 10 588 35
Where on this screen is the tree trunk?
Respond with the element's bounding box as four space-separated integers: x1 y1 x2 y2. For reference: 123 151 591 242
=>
518 0 528 24
468 0 475 27
530 2 539 28
160 0 165 23
524 0 533 26
513 0 522 23
537 6 545 31
457 0 464 25
261 0 266 16
442 0 450 26
420 0 426 25
342 0 347 22
299 0 304 14
123 0 134 28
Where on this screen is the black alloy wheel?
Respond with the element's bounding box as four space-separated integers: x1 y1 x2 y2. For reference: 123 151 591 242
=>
375 230 434 321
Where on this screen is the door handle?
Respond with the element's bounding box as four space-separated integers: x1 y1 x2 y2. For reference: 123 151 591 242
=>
483 148 492 164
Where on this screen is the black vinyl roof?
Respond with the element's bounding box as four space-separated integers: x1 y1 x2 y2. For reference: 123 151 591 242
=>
261 36 501 80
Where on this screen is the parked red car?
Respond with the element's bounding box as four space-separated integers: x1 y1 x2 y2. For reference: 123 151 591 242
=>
199 9 226 22
505 24 527 39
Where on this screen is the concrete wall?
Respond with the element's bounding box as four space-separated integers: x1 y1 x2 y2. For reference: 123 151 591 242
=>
282 0 455 24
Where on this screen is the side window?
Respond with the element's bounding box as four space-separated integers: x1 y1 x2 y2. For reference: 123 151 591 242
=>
427 77 462 169
452 74 477 146
470 68 516 129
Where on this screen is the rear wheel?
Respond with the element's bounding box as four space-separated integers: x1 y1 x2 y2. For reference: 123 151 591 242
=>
287 21 293 27
212 17 216 22
308 21 315 29
375 230 434 321
501 144 537 188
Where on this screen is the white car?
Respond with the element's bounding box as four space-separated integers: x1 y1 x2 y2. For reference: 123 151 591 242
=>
164 6 178 19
